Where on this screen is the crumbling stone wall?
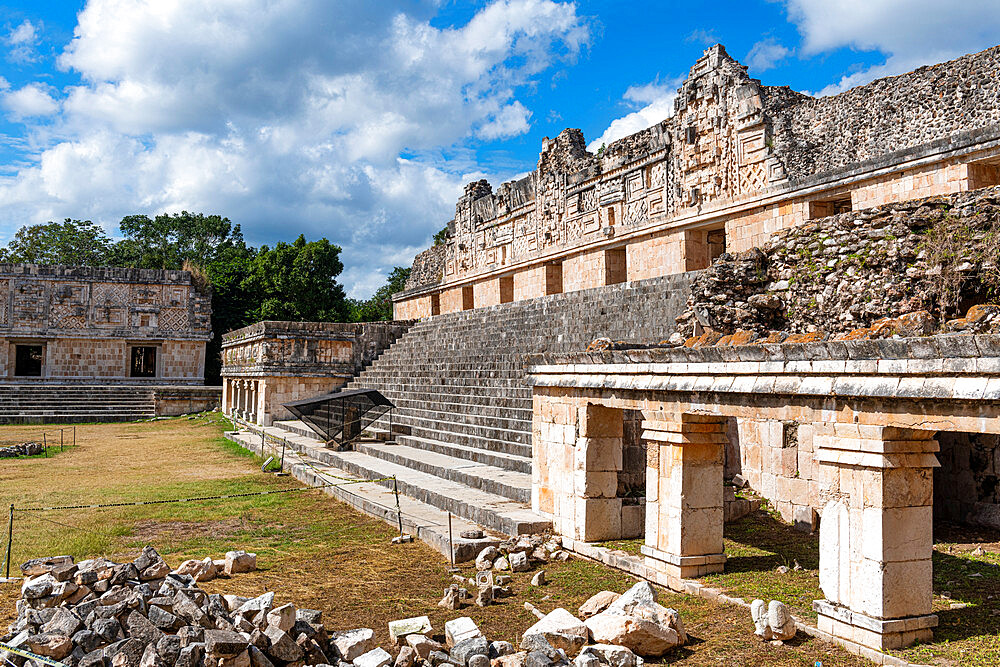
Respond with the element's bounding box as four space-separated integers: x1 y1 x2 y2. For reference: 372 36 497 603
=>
766 45 1000 181
403 244 445 292
674 186 1000 339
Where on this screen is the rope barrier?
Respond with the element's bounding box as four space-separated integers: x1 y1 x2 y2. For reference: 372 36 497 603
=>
232 420 447 529
0 642 69 667
14 476 394 513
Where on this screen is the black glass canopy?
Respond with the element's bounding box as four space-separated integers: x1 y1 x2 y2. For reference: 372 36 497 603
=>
283 388 393 446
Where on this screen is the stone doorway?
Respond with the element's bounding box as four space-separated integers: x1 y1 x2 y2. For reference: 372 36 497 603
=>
130 346 158 378
14 344 43 377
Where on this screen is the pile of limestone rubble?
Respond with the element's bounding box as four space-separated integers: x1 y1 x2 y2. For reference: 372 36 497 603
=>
0 442 44 458
1 547 702 667
669 187 1000 346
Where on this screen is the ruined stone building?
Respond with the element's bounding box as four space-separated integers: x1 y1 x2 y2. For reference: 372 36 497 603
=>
0 264 219 421
227 44 1000 657
394 44 1000 320
220 321 411 426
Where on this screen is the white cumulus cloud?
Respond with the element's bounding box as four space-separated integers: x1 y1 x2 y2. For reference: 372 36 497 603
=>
0 0 590 297
745 38 791 72
588 78 682 151
784 0 1000 95
2 83 59 119
6 20 41 64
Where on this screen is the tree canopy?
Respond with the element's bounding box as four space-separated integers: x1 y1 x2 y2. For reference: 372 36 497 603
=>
348 266 410 322
245 235 349 323
0 219 113 266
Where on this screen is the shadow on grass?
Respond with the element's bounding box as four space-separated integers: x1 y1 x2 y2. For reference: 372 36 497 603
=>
927 548 1000 644
720 510 819 573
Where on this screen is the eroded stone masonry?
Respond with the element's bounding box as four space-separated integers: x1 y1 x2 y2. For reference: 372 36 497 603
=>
0 265 211 383
394 44 1000 320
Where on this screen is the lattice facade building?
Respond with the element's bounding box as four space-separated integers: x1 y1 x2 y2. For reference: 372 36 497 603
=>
0 265 211 384
394 43 1000 319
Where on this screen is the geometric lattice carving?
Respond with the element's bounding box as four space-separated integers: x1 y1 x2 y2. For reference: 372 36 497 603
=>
623 199 649 225
739 162 767 194
578 188 597 213
50 304 87 329
93 283 128 305
159 308 189 330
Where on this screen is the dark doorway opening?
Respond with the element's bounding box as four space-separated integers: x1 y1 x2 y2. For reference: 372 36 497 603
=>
130 346 157 378
14 345 43 377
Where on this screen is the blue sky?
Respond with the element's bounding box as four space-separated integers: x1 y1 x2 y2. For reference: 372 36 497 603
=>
1 1 999 297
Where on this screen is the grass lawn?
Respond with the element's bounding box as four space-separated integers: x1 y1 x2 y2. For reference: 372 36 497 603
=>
689 509 1000 666
0 415 872 666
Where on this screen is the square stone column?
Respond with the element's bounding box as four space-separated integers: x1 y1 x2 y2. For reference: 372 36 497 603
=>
532 396 623 541
814 424 940 650
640 413 727 579
222 379 230 417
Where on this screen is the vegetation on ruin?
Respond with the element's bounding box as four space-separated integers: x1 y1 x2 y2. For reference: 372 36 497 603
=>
0 416 875 666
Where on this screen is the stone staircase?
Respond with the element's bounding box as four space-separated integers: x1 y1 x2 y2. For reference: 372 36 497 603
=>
0 384 158 423
238 272 696 541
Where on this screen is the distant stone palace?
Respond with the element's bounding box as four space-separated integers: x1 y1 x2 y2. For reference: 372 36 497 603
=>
0 264 211 383
394 44 1000 319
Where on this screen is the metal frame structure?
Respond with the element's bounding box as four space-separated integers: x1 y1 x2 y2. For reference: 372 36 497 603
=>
283 388 394 448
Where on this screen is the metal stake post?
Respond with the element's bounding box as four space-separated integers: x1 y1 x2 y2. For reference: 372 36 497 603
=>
60 429 64 452
4 504 13 580
73 426 77 447
392 476 404 540
280 440 286 472
448 512 455 569
42 433 47 458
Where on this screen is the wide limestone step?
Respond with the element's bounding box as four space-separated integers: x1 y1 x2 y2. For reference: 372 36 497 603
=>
371 416 531 458
368 429 532 474
245 425 546 535
308 447 547 535
225 428 502 562
355 441 531 503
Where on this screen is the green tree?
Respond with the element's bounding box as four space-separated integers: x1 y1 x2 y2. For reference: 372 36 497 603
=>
0 219 113 265
110 212 245 269
245 235 349 322
349 266 411 322
110 211 257 384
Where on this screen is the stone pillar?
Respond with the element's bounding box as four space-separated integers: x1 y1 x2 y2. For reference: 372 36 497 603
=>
641 413 726 580
221 379 230 417
238 381 247 420
571 404 624 542
814 424 939 650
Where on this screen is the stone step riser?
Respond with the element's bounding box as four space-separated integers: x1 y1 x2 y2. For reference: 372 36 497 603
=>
376 418 531 454
302 447 545 535
355 443 530 503
392 435 531 473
